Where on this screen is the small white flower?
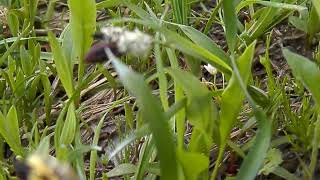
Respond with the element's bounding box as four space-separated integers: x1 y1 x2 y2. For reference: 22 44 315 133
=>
204 64 218 75
100 27 152 57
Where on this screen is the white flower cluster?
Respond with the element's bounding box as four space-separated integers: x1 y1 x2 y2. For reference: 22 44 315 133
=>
204 64 218 75
100 27 153 57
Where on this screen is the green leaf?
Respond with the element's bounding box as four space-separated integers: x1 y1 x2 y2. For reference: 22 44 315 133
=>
223 0 237 52
90 111 111 180
282 48 320 106
166 67 218 179
107 163 160 177
40 67 52 125
20 45 33 76
0 23 32 66
61 24 73 62
7 11 19 36
60 103 76 145
236 110 272 180
312 0 320 17
96 0 122 9
0 106 23 156
220 42 255 148
68 0 96 81
211 41 256 179
48 32 74 98
259 148 283 175
6 106 21 147
154 33 169 110
308 6 320 39
179 25 230 65
237 1 306 12
289 16 307 33
111 56 177 180
166 68 218 154
177 149 210 180
107 163 136 177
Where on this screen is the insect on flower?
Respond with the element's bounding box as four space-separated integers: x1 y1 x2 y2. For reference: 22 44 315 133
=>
85 27 153 63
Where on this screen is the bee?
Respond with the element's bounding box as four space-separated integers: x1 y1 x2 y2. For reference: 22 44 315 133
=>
84 41 122 63
85 27 152 63
15 154 78 180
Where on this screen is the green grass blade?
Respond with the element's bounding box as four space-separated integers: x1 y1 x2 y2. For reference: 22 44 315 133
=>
211 41 256 179
0 106 23 156
68 0 96 82
177 149 209 180
310 114 320 177
220 41 255 149
223 0 237 52
312 0 320 17
110 55 177 179
171 0 189 25
236 1 306 12
90 102 121 180
236 110 272 180
154 33 168 110
134 137 156 179
6 106 21 148
166 48 185 150
96 0 122 9
89 113 106 180
59 102 77 145
203 0 224 35
179 25 230 65
0 23 32 66
166 67 218 178
48 32 74 98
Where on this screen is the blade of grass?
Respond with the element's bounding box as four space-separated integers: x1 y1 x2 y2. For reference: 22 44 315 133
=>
90 101 123 180
236 110 272 180
166 48 185 150
228 42 271 180
236 1 306 12
108 50 177 179
154 33 169 110
179 25 230 65
211 41 256 180
203 0 224 35
312 0 320 17
223 0 237 52
0 106 24 156
48 32 74 98
0 23 32 66
68 0 96 83
59 102 76 145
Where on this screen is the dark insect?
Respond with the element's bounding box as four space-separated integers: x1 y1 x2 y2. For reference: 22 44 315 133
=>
85 32 123 64
84 41 122 63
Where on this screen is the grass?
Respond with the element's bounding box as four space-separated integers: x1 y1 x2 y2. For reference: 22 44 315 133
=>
0 0 319 179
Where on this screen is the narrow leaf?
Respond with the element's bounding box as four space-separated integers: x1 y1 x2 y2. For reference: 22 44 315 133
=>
111 56 177 180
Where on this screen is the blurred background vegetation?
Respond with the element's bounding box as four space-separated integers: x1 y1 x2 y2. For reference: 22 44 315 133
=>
0 0 319 179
